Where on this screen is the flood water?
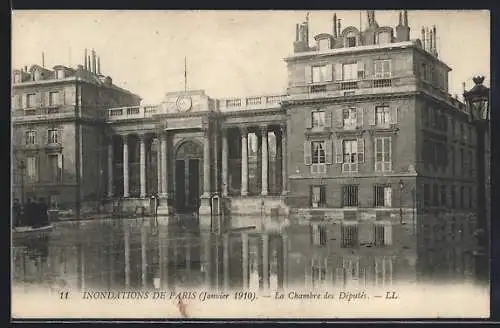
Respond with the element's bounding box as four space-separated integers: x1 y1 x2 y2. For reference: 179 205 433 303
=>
12 216 478 293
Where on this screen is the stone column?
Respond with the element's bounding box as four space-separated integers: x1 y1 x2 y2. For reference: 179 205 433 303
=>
123 135 129 198
107 138 113 197
242 233 249 289
280 124 288 195
260 125 269 196
160 133 167 198
222 127 229 197
141 224 147 288
124 224 130 288
262 234 270 290
202 128 211 197
139 134 147 198
241 127 248 196
223 234 230 290
156 136 162 195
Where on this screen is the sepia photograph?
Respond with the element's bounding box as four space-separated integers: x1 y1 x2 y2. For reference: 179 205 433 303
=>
11 9 491 319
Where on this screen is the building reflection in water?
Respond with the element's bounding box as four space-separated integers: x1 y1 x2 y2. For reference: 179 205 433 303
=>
12 216 477 293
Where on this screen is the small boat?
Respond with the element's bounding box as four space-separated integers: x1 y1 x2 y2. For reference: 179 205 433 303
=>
12 224 54 234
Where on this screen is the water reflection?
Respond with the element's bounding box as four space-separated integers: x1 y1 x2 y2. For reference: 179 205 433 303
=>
12 216 477 293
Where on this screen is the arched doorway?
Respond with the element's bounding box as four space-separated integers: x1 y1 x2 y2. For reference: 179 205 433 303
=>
174 140 203 213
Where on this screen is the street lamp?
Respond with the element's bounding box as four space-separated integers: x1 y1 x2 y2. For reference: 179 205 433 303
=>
17 160 26 207
463 75 490 284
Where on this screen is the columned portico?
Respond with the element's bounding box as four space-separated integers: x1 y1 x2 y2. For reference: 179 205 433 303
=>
202 128 211 197
160 132 168 199
280 124 288 195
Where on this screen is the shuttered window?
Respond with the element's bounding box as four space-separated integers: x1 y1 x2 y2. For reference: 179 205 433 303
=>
311 65 333 83
374 185 392 207
341 221 358 247
375 137 392 172
374 221 393 246
342 185 359 207
25 130 36 145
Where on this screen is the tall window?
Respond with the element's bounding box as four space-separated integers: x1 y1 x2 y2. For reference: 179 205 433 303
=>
374 60 391 79
375 106 390 126
312 65 331 83
460 186 465 209
342 185 359 207
423 184 430 207
26 156 38 182
343 107 357 128
311 185 326 208
346 34 357 47
341 222 358 247
374 222 393 246
342 63 357 81
311 258 327 287
25 130 36 145
343 140 358 163
451 186 456 208
26 93 36 108
48 129 59 144
374 185 392 207
56 70 65 79
441 185 447 207
311 141 326 164
374 256 393 286
312 111 326 128
49 91 60 106
375 137 392 172
49 154 62 183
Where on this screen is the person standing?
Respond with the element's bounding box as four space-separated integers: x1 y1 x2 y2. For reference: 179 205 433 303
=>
25 198 34 227
37 197 49 227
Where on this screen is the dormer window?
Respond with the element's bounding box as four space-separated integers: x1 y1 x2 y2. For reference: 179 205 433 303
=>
347 36 356 47
14 73 22 83
56 70 65 79
318 38 330 51
33 70 41 81
378 32 391 45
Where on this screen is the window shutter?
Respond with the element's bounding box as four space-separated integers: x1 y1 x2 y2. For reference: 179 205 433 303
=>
368 107 376 126
357 107 364 128
36 92 42 107
387 137 393 163
334 63 343 81
22 94 27 109
59 89 65 106
325 64 333 82
335 109 343 128
384 222 393 245
384 187 392 207
325 111 332 128
17 95 22 109
335 139 343 163
304 141 312 165
305 111 312 129
325 139 332 164
390 106 398 124
357 139 365 163
45 92 51 107
305 65 312 84
357 61 365 78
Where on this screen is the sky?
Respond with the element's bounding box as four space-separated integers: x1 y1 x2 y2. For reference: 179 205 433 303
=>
12 10 490 105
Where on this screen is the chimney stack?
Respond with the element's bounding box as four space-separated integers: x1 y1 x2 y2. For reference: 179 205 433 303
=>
24 66 27 72
333 13 337 38
338 19 341 36
433 25 438 56
42 52 45 68
425 27 430 51
97 56 101 75
421 27 426 49
403 10 408 26
398 11 403 26
87 55 91 71
295 24 299 41
91 49 96 73
84 48 88 70
429 29 434 53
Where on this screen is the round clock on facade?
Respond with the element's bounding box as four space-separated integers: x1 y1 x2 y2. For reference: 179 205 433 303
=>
176 95 192 112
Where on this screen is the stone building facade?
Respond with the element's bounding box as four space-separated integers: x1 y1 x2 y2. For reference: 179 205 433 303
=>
11 12 484 278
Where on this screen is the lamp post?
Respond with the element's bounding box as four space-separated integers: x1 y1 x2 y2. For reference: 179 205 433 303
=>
18 160 26 207
463 76 490 284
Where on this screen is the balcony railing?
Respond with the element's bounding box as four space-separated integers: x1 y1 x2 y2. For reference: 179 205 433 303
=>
106 105 159 121
218 94 286 112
